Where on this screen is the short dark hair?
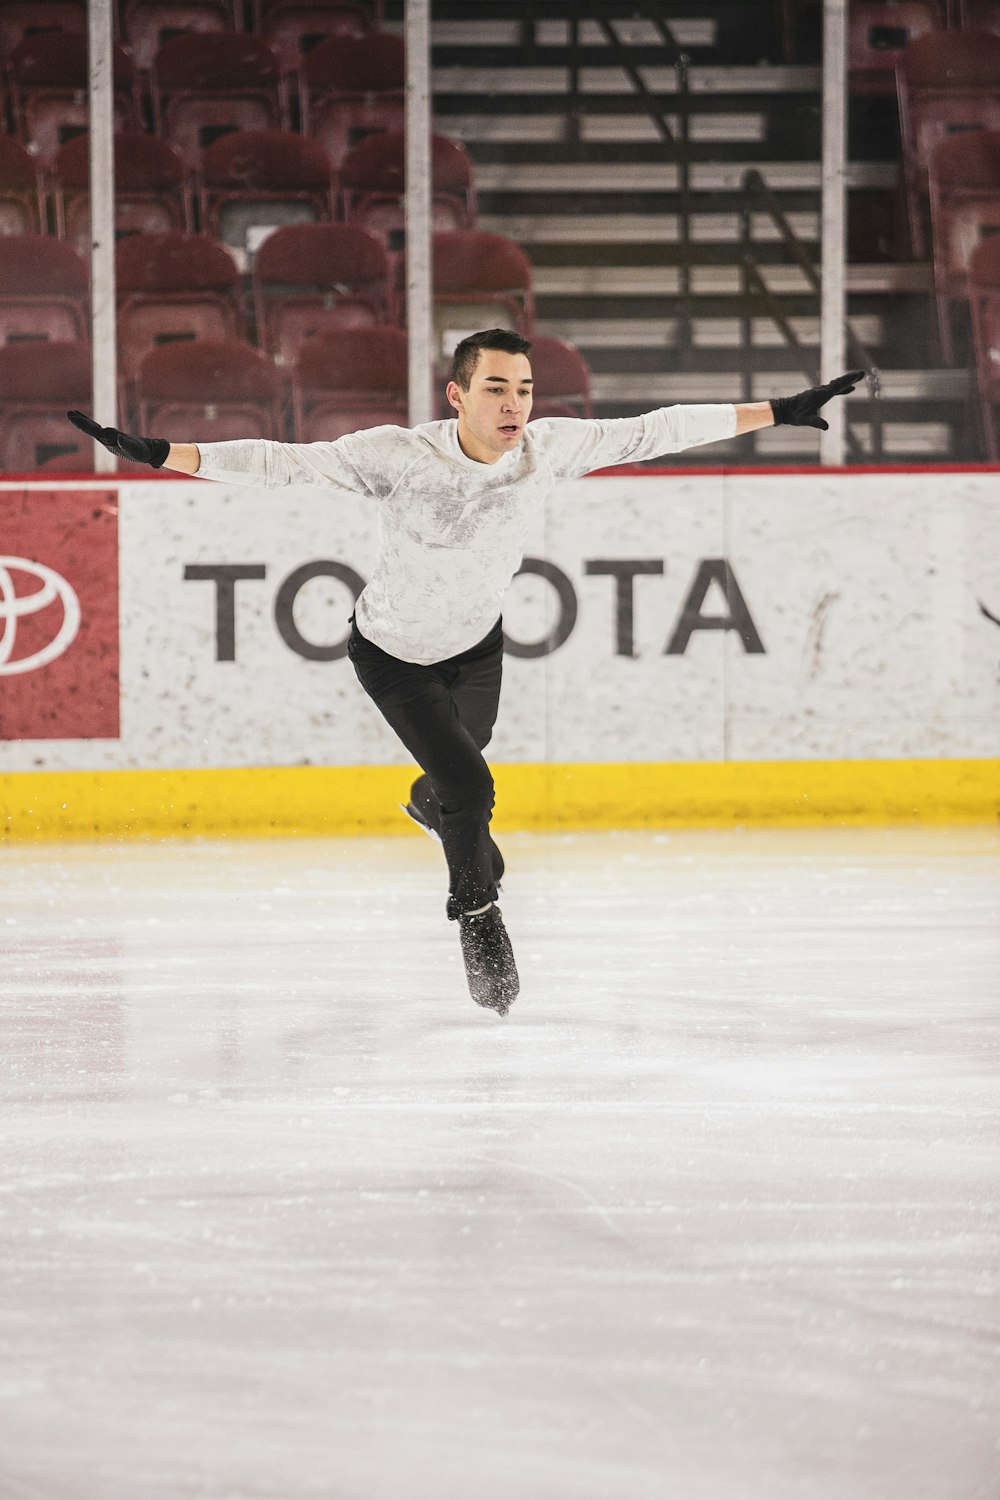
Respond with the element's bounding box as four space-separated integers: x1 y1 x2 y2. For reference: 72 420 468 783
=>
449 328 532 390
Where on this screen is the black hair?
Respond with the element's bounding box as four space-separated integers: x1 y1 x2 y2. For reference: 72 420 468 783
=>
449 328 533 390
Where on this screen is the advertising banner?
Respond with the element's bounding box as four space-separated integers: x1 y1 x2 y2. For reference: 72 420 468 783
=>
0 489 119 742
0 471 997 774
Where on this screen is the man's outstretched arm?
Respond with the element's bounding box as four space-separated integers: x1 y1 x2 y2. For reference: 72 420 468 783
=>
162 443 200 474
734 402 775 437
736 370 867 437
68 411 200 472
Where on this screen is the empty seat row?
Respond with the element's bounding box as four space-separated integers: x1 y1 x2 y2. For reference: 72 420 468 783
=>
0 129 478 267
0 29 403 168
895 28 1000 256
929 128 1000 362
0 226 534 378
0 329 595 472
779 0 1000 63
0 0 381 77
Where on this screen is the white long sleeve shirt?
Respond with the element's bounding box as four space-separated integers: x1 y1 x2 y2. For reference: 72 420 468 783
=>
196 406 737 664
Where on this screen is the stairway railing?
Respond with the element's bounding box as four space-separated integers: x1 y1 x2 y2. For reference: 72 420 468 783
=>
741 168 881 460
564 0 694 351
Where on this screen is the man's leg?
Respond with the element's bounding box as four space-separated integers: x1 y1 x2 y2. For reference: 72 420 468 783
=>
407 627 505 883
348 626 499 918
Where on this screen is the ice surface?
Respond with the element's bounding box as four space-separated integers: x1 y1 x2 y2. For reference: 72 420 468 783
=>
1 826 998 1500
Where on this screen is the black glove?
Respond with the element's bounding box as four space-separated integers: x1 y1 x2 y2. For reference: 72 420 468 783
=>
770 370 866 430
67 410 170 468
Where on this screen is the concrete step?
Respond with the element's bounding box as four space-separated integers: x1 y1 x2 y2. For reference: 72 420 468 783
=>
480 211 821 245
534 313 885 351
441 111 769 144
468 160 898 193
530 262 933 297
433 65 821 96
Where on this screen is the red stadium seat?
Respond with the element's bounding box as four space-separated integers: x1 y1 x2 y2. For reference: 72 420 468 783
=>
958 0 1000 32
897 28 1000 255
0 1 86 58
340 130 476 252
257 0 372 116
151 33 285 173
968 235 1000 458
0 234 89 347
121 0 239 78
54 133 193 254
526 336 594 419
928 128 1000 361
253 222 393 367
0 136 45 236
9 33 138 169
0 340 92 472
849 0 941 97
198 129 335 269
291 325 407 439
299 31 404 169
412 231 535 371
136 338 283 440
116 232 246 392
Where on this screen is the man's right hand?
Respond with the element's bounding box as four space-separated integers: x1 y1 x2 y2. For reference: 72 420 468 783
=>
67 411 171 469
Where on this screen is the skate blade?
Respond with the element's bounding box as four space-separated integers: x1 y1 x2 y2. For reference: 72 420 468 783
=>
400 802 441 841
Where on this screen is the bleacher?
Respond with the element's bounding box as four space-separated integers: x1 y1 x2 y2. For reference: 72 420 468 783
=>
0 0 998 469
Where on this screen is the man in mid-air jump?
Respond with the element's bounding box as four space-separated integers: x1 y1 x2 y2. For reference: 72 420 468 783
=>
70 330 862 1018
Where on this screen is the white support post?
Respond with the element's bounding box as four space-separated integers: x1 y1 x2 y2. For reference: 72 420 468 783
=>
88 0 118 472
405 0 434 426
820 0 848 466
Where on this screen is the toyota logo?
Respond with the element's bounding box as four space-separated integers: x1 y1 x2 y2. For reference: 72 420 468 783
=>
0 557 81 676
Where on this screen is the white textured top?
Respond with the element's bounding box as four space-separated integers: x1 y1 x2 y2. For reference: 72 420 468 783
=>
196 407 737 664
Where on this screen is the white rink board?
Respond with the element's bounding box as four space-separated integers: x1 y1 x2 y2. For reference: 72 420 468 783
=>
2 469 998 772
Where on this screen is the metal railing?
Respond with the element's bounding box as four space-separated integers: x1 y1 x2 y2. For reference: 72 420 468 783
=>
741 168 882 460
565 0 694 351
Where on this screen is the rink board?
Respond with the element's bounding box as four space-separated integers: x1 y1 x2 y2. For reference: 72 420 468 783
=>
1 468 998 836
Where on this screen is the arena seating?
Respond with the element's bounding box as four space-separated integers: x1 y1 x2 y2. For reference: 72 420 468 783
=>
291 325 407 440
151 33 286 170
9 33 138 169
0 136 46 236
849 0 941 97
198 128 335 267
896 28 1000 256
256 0 372 119
0 339 92 472
967 236 1000 458
253 222 393 367
526 337 594 420
417 231 535 373
339 130 477 251
928 128 1000 362
0 234 89 347
958 0 1000 29
120 0 239 80
53 132 192 253
299 31 404 169
116 231 247 389
0 1 86 58
2 2 994 462
135 337 283 440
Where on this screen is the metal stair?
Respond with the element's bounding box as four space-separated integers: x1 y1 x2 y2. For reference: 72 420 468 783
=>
411 0 974 464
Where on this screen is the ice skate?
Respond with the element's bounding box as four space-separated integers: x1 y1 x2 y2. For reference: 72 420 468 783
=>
458 904 519 1015
401 800 441 841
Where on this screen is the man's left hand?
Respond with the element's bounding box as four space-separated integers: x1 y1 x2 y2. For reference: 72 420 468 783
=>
770 371 866 430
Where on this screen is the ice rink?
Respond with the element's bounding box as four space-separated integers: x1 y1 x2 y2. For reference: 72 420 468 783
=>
2 824 998 1500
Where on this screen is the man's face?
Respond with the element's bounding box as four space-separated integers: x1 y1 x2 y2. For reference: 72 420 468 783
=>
446 348 534 464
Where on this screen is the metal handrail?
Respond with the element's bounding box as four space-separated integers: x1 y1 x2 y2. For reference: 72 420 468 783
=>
741 167 882 460
572 0 694 349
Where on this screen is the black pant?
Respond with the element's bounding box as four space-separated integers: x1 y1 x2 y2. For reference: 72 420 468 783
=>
347 616 505 919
